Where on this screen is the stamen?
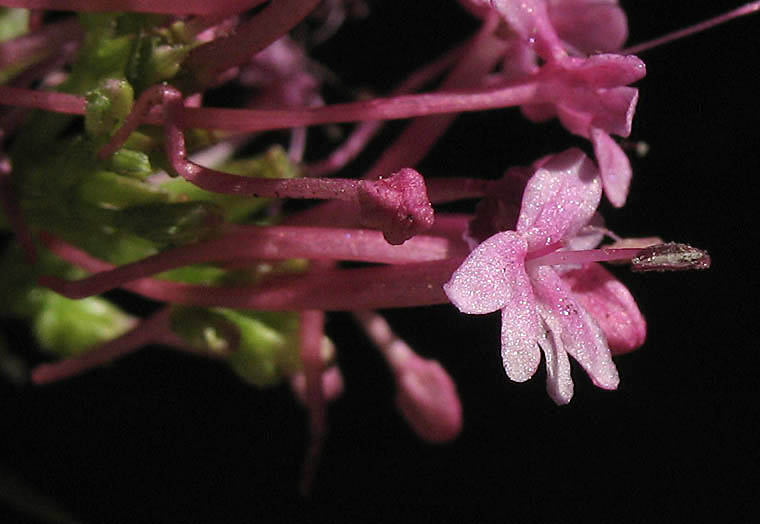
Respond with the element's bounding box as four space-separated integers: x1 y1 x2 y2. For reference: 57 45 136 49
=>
528 247 642 267
623 2 760 55
631 243 711 272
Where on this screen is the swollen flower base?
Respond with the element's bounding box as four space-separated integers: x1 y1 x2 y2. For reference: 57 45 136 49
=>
0 0 753 492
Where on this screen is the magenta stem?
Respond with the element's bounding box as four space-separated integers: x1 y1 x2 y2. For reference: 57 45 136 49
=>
37 226 458 298
5 81 540 133
298 309 327 495
0 17 81 69
306 36 468 176
175 82 540 132
623 2 760 55
352 310 413 367
0 0 265 15
30 308 171 385
40 236 461 310
184 0 322 88
363 15 506 180
0 86 86 114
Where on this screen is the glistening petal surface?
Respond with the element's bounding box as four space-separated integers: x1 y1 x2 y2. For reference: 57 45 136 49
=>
444 231 529 314
529 265 619 390
499 270 542 382
591 127 632 208
516 148 602 251
561 263 646 355
536 309 574 404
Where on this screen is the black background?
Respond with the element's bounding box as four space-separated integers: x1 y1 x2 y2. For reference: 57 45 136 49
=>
1 1 759 522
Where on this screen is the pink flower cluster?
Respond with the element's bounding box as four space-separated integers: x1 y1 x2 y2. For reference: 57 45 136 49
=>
2 0 750 490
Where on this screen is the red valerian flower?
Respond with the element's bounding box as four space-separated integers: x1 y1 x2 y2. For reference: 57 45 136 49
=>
444 148 645 403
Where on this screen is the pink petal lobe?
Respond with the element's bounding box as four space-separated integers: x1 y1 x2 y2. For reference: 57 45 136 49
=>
590 86 639 137
561 263 646 355
516 149 602 250
591 127 632 207
493 0 566 60
500 281 542 382
549 0 628 54
564 212 606 252
521 102 558 123
557 54 645 88
445 231 529 314
529 265 619 390
537 311 574 404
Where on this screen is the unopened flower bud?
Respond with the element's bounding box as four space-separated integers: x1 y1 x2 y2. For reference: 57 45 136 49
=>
394 354 463 443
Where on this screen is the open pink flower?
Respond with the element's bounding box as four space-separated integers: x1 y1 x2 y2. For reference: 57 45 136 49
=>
443 148 645 403
522 54 644 207
461 0 642 207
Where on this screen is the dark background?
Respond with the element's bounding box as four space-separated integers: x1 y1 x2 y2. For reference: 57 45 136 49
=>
2 1 758 522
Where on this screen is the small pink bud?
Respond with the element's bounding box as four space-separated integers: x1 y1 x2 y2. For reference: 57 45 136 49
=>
394 355 463 443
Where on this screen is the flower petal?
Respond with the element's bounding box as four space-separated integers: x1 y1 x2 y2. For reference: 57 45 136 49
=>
487 0 566 60
554 54 646 89
549 0 628 54
561 263 646 355
537 311 574 404
563 212 606 252
516 148 602 250
591 127 632 207
500 274 542 382
444 231 529 314
529 265 619 390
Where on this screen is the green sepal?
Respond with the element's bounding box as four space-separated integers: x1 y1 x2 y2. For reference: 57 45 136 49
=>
77 170 168 209
107 149 153 179
222 309 302 387
0 244 134 357
33 293 136 358
85 78 134 140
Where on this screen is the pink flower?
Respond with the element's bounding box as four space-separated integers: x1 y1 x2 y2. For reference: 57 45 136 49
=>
521 54 644 207
443 148 645 404
461 0 643 207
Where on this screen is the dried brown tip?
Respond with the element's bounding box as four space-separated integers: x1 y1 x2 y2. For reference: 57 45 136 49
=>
631 242 711 272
